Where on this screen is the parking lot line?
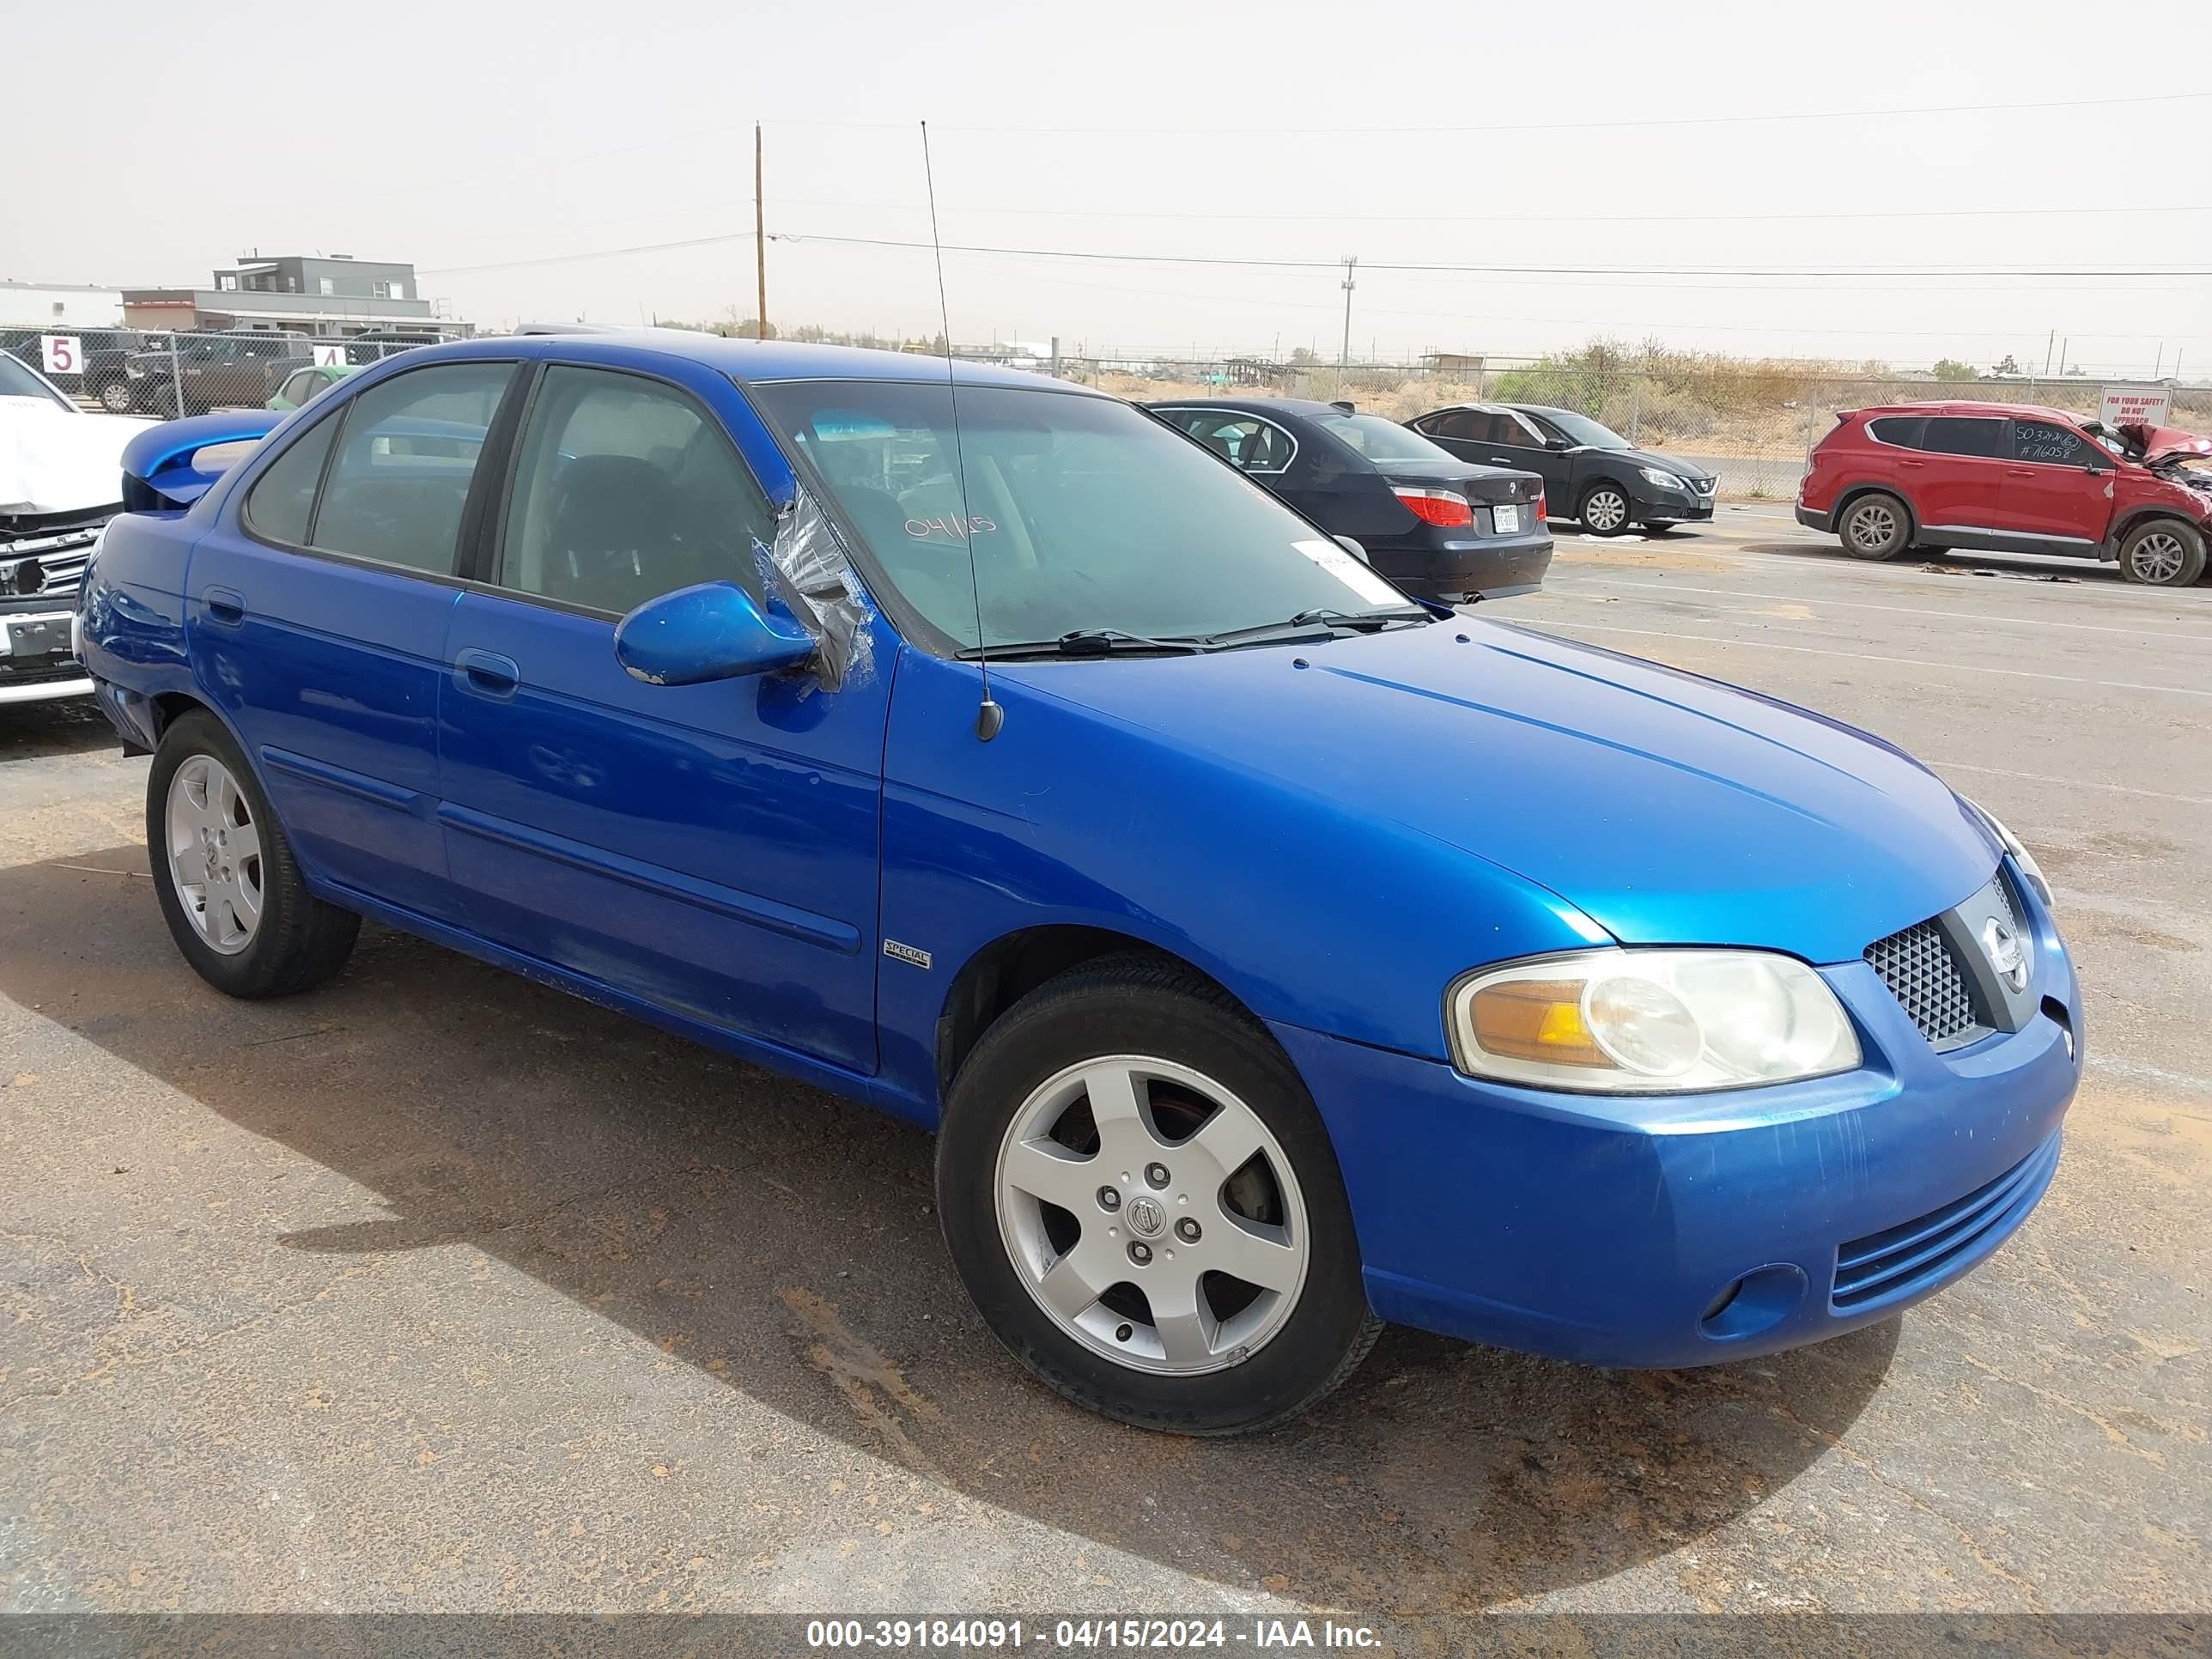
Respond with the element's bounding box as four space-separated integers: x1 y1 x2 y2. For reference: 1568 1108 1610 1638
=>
1545 577 2212 642
1520 617 2212 699
1921 758 2212 810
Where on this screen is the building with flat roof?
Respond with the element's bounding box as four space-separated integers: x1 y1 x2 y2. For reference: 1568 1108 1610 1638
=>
0 281 127 329
121 253 468 337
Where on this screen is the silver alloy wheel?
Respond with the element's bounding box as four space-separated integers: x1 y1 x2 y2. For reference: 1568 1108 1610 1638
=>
164 754 264 956
994 1055 1310 1376
2130 530 2186 583
1583 489 1629 532
1847 501 1898 553
99 380 133 412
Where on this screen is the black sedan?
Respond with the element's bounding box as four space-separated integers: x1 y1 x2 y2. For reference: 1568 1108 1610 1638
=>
1407 403 1715 536
1146 398 1553 601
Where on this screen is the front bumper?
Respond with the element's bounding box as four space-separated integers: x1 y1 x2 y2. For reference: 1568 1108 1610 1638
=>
1382 528 1556 603
0 605 92 703
1274 871 2080 1368
1796 503 1834 533
1639 485 1716 524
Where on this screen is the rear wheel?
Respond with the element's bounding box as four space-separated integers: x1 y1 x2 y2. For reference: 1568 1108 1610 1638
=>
2118 519 2207 587
937 956 1378 1434
1578 483 1632 536
95 378 134 413
1838 491 1911 560
148 711 360 999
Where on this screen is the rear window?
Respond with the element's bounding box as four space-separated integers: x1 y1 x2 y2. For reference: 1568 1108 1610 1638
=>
1920 417 2006 459
1313 412 1452 465
1867 416 1925 448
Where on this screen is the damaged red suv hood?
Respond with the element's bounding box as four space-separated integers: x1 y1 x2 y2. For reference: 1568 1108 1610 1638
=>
2119 422 2212 466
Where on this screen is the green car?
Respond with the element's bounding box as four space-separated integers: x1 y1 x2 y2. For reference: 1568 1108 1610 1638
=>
265 363 356 411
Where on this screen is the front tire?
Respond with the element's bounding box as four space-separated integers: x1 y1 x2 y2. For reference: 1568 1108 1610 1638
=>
1838 491 1912 560
95 378 134 413
2118 519 2207 587
936 956 1379 1434
147 711 360 999
1578 483 1633 536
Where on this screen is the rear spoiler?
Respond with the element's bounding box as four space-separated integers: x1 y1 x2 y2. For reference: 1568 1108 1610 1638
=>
120 410 285 510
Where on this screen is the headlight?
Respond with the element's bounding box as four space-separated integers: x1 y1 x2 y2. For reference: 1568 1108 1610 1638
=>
1962 797 2053 910
1638 466 1686 489
1447 948 1860 1093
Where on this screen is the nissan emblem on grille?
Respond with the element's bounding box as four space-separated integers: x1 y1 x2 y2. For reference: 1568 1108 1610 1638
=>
1983 916 2028 992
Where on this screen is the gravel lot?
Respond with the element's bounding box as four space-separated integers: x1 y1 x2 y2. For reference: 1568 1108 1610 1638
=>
3 507 2207 1621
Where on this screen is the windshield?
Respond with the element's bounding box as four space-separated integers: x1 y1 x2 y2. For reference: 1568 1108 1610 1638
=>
1539 409 1632 450
1312 411 1453 465
754 380 1413 650
0 352 71 410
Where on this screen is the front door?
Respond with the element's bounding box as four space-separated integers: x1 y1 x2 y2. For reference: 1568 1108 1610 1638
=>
436 360 889 1073
185 358 517 921
1999 416 2115 545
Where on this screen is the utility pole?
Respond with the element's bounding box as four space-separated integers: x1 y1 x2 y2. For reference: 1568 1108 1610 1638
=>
2044 329 2055 377
754 123 768 340
2154 343 2164 379
1338 256 1358 388
2057 337 2068 379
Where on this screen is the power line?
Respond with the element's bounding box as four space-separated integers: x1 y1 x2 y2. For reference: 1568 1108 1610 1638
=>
419 232 755 277
764 231 2212 281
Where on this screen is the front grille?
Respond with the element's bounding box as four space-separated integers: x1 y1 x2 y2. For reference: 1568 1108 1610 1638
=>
2 514 106 600
1832 1134 2059 1311
1865 918 1980 1048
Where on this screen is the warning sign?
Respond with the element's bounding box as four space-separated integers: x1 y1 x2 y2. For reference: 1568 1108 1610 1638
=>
2100 384 2171 429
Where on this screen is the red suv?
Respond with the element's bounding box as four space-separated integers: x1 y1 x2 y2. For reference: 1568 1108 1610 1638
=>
1796 401 2212 586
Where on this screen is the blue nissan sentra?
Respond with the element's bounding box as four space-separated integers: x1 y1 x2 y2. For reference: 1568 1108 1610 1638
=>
76 333 2078 1434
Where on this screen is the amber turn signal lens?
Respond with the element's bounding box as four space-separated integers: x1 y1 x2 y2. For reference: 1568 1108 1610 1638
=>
1468 978 1609 1067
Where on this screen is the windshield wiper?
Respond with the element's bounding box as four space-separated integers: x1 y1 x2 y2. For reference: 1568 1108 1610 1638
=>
1204 606 1434 646
959 629 1211 661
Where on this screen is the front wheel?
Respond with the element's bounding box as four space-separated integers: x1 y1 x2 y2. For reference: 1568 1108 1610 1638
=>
936 956 1379 1434
1578 483 1632 536
2118 520 2208 587
95 378 134 413
148 711 361 998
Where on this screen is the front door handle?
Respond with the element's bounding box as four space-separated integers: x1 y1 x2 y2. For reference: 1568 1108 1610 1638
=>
204 586 246 625
453 648 520 700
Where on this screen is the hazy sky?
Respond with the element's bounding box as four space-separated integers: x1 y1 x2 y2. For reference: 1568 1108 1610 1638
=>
11 0 2211 374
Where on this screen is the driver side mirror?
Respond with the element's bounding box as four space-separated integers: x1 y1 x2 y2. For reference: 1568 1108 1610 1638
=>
1334 534 1370 564
614 580 816 686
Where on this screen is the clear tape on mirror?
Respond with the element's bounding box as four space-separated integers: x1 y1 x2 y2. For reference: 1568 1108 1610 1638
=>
750 486 872 694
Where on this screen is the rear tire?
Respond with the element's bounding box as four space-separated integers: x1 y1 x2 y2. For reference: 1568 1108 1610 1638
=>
2118 519 2207 587
95 378 134 413
147 711 360 999
1578 483 1633 536
1838 491 1912 560
936 955 1378 1435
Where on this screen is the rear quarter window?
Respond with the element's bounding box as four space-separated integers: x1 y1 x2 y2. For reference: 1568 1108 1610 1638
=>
1867 416 1926 448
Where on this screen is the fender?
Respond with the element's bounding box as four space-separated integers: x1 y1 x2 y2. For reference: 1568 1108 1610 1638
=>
120 410 286 510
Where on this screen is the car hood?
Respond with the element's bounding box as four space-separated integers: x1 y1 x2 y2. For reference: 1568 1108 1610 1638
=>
0 400 153 514
1006 617 1995 964
2119 421 2212 467
1596 444 1709 483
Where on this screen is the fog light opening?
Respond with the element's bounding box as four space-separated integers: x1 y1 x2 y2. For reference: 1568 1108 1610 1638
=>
1698 1264 1809 1343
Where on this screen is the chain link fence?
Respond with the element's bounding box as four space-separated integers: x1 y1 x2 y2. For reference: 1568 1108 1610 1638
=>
2 325 453 419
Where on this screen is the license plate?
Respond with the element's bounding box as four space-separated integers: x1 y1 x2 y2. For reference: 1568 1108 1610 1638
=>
1493 504 1520 534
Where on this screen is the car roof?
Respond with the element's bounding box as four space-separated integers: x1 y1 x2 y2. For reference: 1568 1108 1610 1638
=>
416 329 1109 393
1856 400 2081 422
1140 396 1355 420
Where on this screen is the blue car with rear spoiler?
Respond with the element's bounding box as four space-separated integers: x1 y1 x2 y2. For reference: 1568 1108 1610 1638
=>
73 332 2078 1434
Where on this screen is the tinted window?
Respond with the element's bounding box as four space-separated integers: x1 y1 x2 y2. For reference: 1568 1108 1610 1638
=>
1420 409 1497 443
1313 412 1454 465
1920 417 2006 459
1867 416 1925 448
244 413 339 544
757 380 1413 650
311 363 510 573
499 366 776 615
2012 420 2094 467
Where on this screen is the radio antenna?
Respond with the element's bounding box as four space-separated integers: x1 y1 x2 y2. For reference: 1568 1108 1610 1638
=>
921 120 1001 742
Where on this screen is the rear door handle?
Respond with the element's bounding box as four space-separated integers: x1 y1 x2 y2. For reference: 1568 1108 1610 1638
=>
1899 459 1926 469
2006 467 2035 477
204 586 246 625
453 648 520 700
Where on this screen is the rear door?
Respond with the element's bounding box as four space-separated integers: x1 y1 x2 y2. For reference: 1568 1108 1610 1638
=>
1912 416 2011 536
436 359 890 1073
185 358 517 921
2000 416 2114 544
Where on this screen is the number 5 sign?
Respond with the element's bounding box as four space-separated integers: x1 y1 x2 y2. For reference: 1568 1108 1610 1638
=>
40 335 82 377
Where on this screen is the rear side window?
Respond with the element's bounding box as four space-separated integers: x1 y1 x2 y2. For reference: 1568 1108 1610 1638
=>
497 365 776 615
2012 420 2094 467
310 363 512 573
1920 417 2006 459
1420 409 1498 443
244 414 339 545
1166 414 1294 473
1867 416 1925 448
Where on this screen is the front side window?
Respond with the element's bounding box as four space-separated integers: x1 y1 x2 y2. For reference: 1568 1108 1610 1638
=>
1535 410 1631 450
310 362 511 573
1920 417 2006 459
756 380 1413 652
2012 419 2094 468
498 366 776 614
